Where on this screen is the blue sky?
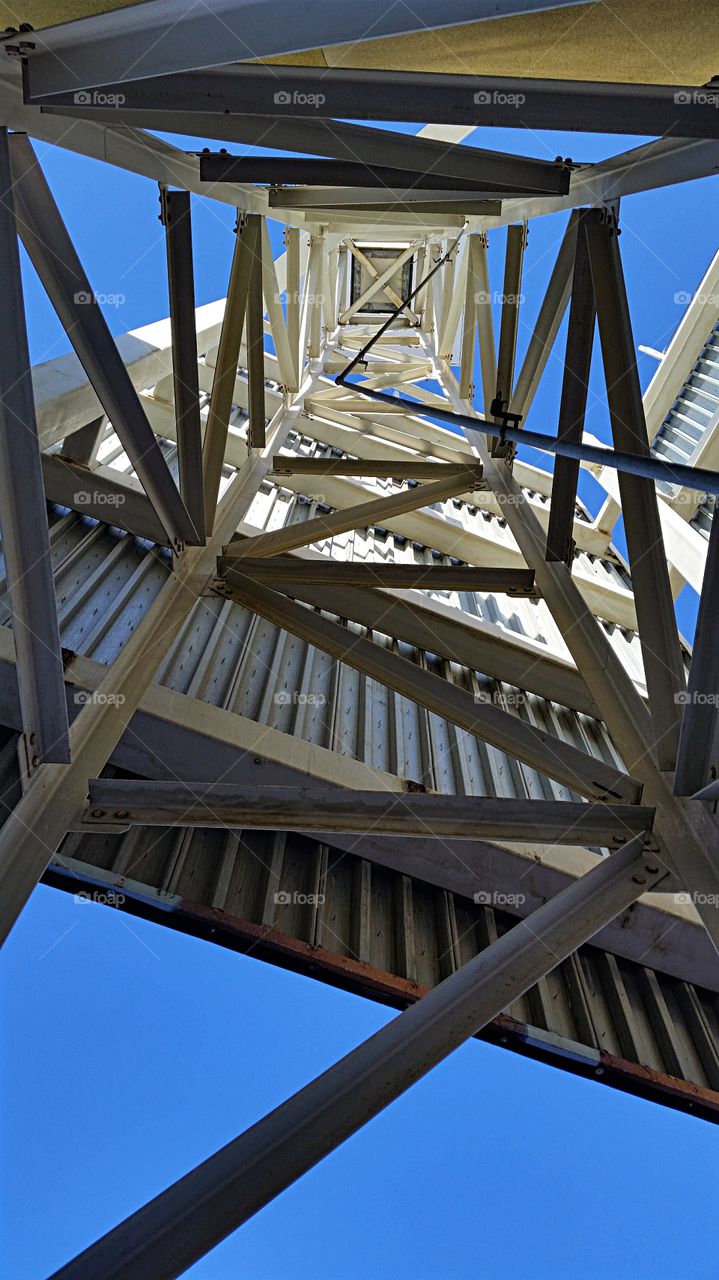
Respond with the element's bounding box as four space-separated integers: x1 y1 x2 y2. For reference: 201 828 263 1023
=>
3 122 719 1278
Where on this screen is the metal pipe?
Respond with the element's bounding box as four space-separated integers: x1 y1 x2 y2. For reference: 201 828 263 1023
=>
335 381 719 498
49 834 662 1280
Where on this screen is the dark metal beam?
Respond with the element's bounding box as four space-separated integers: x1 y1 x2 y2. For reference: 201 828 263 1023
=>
0 127 70 765
83 780 655 844
21 1 591 98
219 557 536 592
8 134 196 551
269 186 504 208
196 138 570 194
546 215 596 564
585 211 686 770
161 187 205 543
492 223 525 456
26 65 719 139
674 511 719 796
29 63 719 138
47 834 663 1280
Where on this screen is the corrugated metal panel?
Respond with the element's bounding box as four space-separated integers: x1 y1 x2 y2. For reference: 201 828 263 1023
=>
1 458 713 1116
652 319 719 505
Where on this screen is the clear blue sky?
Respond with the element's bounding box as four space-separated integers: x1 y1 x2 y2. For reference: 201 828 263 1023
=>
3 122 718 1279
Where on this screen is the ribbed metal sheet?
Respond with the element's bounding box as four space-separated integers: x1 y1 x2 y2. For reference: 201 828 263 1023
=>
652 320 719 511
0 457 713 1118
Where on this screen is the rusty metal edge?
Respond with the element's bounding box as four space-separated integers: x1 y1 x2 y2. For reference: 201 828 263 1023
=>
41 865 719 1125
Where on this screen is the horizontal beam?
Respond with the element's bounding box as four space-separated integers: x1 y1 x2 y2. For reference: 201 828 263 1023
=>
194 137 570 194
219 558 537 593
48 833 661 1280
22 0 591 97
269 187 506 208
39 64 718 138
218 571 641 803
270 457 477 480
84 781 655 845
41 454 168 545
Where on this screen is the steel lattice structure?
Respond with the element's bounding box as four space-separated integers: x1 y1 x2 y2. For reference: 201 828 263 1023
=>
1 2 719 1276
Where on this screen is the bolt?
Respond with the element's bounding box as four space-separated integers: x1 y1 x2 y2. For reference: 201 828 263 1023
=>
644 863 660 874
114 810 129 819
90 808 106 819
632 874 647 885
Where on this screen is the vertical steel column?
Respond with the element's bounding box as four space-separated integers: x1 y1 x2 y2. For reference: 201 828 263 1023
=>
473 234 497 419
546 215 596 564
674 509 719 795
458 237 477 399
0 126 70 766
246 217 265 449
202 214 257 533
161 187 204 543
586 211 686 769
285 225 300 384
49 835 662 1280
509 210 579 421
492 222 525 455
